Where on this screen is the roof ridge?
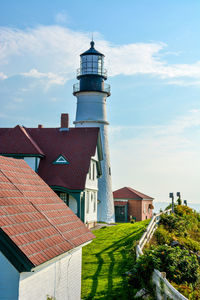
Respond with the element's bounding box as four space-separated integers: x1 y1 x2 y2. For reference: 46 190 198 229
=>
127 186 153 199
19 126 45 156
0 168 24 196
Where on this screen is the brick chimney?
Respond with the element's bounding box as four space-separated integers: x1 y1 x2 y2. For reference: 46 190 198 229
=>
38 124 43 128
61 113 69 128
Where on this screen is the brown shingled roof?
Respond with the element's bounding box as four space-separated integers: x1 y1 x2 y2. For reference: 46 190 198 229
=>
0 156 94 269
0 125 44 156
113 187 154 200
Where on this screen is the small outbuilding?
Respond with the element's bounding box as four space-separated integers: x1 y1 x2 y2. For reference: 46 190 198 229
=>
0 156 94 300
113 187 154 222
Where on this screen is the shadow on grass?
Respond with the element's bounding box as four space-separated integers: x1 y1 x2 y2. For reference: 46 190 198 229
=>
86 227 144 299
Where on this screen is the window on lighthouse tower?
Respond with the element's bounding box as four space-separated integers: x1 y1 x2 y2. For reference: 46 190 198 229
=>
80 55 104 76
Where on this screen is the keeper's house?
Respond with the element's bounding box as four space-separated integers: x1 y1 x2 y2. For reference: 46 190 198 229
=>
113 187 154 222
0 156 94 300
0 114 103 228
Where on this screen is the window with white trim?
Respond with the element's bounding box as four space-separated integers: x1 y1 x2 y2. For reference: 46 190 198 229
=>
92 162 95 180
93 192 96 212
86 191 90 213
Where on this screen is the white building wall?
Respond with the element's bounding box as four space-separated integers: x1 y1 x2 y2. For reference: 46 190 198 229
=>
0 252 20 300
85 151 98 191
84 152 98 225
84 189 98 225
74 91 115 223
19 247 82 300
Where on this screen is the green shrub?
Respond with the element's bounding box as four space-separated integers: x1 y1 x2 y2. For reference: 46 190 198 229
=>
178 236 200 252
159 213 178 232
155 226 174 245
172 281 200 300
131 245 200 290
175 205 193 216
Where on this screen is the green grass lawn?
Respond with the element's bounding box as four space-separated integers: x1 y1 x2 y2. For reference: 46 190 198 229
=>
81 220 149 300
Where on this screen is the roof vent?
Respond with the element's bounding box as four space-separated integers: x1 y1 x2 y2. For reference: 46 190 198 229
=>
38 124 43 128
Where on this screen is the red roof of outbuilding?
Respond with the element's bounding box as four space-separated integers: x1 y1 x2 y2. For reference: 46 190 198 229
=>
113 187 154 200
0 156 94 268
0 127 100 190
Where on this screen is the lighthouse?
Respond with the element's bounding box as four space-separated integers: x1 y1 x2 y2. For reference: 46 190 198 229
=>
73 41 115 223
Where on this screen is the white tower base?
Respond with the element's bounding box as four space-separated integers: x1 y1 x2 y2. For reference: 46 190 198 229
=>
74 92 115 223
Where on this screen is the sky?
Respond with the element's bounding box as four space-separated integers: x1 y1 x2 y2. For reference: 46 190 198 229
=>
0 0 200 204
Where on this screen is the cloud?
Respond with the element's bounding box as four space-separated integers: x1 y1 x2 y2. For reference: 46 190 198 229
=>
0 72 7 80
54 12 69 24
1 25 200 87
110 109 200 202
21 69 67 87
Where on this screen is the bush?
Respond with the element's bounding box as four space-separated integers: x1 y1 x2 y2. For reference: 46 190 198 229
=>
131 245 200 290
155 226 174 245
159 213 178 231
178 236 200 252
175 205 193 216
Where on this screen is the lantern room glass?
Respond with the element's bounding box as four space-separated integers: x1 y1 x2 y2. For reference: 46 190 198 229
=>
80 54 104 76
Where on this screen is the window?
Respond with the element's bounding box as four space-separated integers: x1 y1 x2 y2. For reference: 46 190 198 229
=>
53 155 69 165
60 193 69 205
109 167 111 175
92 162 95 180
93 192 96 212
89 160 96 181
86 191 90 213
91 192 94 212
89 164 92 180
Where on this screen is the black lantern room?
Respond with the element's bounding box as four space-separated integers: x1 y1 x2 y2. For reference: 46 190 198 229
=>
73 41 110 96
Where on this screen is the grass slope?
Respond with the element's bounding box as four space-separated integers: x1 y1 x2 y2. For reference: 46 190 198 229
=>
82 221 149 300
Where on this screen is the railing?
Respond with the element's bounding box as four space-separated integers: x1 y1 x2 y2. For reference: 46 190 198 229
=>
73 82 111 95
136 209 188 300
136 210 171 258
77 68 107 78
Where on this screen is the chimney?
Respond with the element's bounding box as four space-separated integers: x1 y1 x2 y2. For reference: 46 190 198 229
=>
61 113 69 128
38 124 43 128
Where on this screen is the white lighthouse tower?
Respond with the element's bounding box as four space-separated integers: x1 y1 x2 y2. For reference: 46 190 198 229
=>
73 41 115 223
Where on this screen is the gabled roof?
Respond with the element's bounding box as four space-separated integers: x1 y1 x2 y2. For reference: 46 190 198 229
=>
0 127 102 190
0 156 94 271
0 125 44 156
113 187 154 200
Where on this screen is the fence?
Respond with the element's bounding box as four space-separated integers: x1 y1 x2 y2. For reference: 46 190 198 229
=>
136 209 188 300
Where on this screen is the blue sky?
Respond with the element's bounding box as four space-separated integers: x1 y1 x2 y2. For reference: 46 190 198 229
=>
0 0 200 204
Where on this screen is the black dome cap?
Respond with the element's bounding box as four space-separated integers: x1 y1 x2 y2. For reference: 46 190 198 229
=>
80 41 104 57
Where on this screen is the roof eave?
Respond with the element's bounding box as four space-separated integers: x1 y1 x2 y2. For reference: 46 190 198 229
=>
0 153 45 158
0 228 34 272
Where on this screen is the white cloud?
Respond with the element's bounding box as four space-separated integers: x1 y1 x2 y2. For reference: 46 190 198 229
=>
21 68 67 87
110 109 200 203
0 25 200 87
0 72 7 80
54 12 69 24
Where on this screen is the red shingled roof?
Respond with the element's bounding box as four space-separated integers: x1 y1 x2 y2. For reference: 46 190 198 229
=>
113 187 153 200
0 127 100 190
0 156 94 268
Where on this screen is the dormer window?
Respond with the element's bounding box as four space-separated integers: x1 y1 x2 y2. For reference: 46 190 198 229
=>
53 155 69 165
